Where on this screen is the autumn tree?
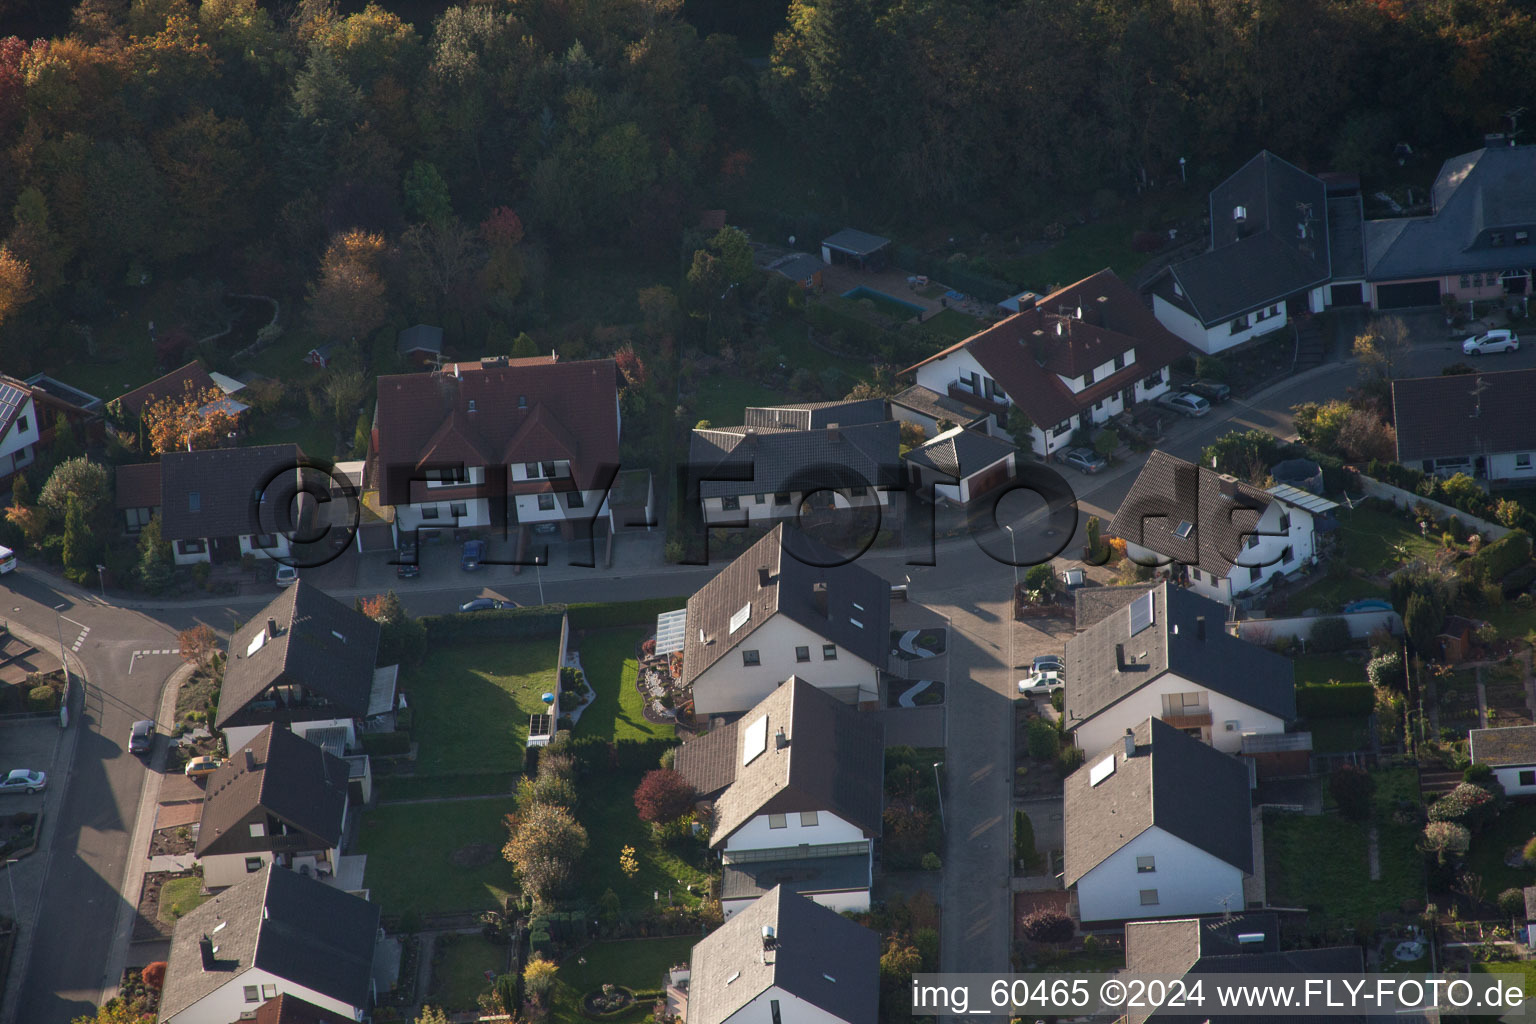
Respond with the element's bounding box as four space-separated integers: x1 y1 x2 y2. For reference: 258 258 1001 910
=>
412 1008 450 1024
0 246 32 327
502 801 588 900
1354 316 1412 383
1019 907 1075 944
523 956 557 1002
357 591 425 666
69 999 152 1024
178 624 218 668
632 769 696 823
61 495 90 574
142 384 241 455
307 230 389 343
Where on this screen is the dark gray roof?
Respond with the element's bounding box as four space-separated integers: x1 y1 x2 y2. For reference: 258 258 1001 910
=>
1073 583 1156 630
821 229 890 256
1108 449 1276 580
1470 725 1536 767
158 444 305 542
767 253 828 284
1063 718 1253 887
216 583 382 729
888 385 990 426
197 725 350 857
690 421 900 499
673 720 741 799
1064 582 1295 728
742 400 888 431
721 854 871 900
687 887 879 1024
681 525 892 689
1327 195 1365 279
397 323 444 354
902 426 1015 479
1392 368 1536 463
160 865 380 1023
706 677 884 847
1161 152 1331 325
1366 146 1536 281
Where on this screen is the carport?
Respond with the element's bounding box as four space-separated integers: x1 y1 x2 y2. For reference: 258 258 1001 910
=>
821 228 892 271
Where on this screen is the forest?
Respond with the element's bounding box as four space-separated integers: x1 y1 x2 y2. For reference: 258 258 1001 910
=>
0 0 1531 383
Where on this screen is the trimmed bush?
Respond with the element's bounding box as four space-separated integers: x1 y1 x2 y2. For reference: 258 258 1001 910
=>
1297 682 1375 717
1367 651 1404 690
1308 616 1353 653
25 685 57 712
1330 764 1375 822
1469 530 1532 583
1499 887 1527 919
421 606 563 644
1014 809 1038 872
566 597 687 630
1026 717 1059 760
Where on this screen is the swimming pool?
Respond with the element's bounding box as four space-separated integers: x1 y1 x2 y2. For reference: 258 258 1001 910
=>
842 286 925 319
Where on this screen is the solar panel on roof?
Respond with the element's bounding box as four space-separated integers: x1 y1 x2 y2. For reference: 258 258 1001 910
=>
729 602 752 634
1089 755 1116 786
654 608 688 655
1129 591 1155 636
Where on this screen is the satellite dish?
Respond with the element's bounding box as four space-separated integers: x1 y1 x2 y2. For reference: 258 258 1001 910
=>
541 692 556 705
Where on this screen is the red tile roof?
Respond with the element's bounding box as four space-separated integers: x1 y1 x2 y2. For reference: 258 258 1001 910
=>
114 462 162 510
375 358 621 504
113 361 217 417
901 269 1191 427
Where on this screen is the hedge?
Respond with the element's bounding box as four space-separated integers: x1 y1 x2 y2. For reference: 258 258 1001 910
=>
361 731 412 756
420 606 564 644
1469 530 1532 582
1367 459 1536 533
566 597 686 630
566 736 679 774
1307 616 1353 653
1297 682 1375 718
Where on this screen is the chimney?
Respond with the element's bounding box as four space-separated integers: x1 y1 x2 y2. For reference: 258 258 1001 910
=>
812 581 829 618
244 748 255 772
762 924 778 950
1017 293 1037 312
775 727 789 750
1124 729 1136 758
758 566 772 588
1218 474 1238 499
1233 205 1247 224
827 422 841 443
266 617 278 639
199 935 216 971
1114 643 1126 671
1196 616 1206 642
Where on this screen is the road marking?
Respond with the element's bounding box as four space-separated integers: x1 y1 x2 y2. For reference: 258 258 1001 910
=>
128 649 180 673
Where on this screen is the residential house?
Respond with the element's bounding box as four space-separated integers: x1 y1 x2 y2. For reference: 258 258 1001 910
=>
1123 912 1364 1023
1392 367 1536 481
1064 582 1296 756
157 864 380 1024
674 677 883 918
820 229 891 271
144 444 306 565
396 324 445 367
683 886 879 1024
0 375 41 485
886 384 991 440
22 373 105 446
767 253 828 291
902 424 1017 505
677 525 892 716
373 356 629 539
196 725 350 889
1470 725 1536 796
1147 152 1334 353
215 583 393 756
689 401 899 526
249 994 357 1024
109 360 250 445
1109 450 1338 604
900 269 1188 457
115 462 163 534
1064 718 1254 923
1364 144 1536 309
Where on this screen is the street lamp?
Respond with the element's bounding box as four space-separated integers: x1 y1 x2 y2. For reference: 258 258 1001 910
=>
931 762 945 832
1003 524 1019 673
94 564 106 601
535 553 545 606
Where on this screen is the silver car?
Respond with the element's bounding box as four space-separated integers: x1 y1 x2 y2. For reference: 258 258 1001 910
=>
1157 391 1211 418
1060 447 1108 474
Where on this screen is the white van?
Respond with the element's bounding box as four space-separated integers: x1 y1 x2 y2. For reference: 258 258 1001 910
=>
0 546 15 574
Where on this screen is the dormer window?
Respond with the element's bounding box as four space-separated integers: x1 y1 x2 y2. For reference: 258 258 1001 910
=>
1492 232 1505 247
518 395 527 409
1518 230 1530 244
188 492 200 512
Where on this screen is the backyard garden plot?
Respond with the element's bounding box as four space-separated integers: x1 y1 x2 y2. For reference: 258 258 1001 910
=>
574 768 711 914
430 932 510 1013
408 639 560 779
356 797 517 915
574 628 673 742
550 937 694 1024
1464 801 1536 897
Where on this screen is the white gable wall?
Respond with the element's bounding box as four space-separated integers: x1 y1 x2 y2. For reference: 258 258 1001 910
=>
691 615 880 716
1073 671 1286 755
1076 825 1247 923
1151 294 1290 355
162 968 364 1024
723 985 856 1024
0 395 38 474
723 810 866 853
1492 764 1536 796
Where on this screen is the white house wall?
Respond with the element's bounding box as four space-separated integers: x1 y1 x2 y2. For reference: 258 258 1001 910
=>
1492 765 1536 797
1075 825 1248 923
1150 295 1212 351
691 615 880 717
1073 672 1287 756
723 810 866 853
702 491 890 526
202 851 275 890
1150 294 1289 355
0 396 38 473
1127 503 1319 605
163 969 364 1024
1488 452 1536 483
724 985 854 1024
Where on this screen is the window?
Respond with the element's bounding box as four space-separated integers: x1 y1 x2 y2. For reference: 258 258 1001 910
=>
1279 512 1290 532
1248 565 1260 583
1519 454 1532 469
450 502 467 519
542 461 557 479
822 644 837 660
1083 368 1095 386
251 533 278 549
1113 354 1125 371
851 486 867 497
1246 534 1259 549
1492 232 1506 247
1142 370 1163 389
537 494 555 511
245 857 262 873
525 462 541 479
1191 568 1201 581
1520 770 1535 787
1139 889 1160 906
722 495 740 511
768 813 787 829
742 649 760 666
1136 856 1155 873
1052 421 1072 437
15 415 26 433
176 539 205 555
421 505 440 519
566 490 585 509
188 492 201 512
1460 275 1471 289
262 985 277 999
1256 307 1268 321
774 493 791 506
250 823 265 838
771 1000 782 1024
800 811 819 827
244 986 261 1003
1518 231 1530 244
754 494 766 505
1474 273 1485 287
795 646 810 663
518 395 528 409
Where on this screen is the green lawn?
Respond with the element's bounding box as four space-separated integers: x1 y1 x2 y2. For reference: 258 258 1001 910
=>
767 317 874 384
550 937 695 1024
1475 961 1536 1006
990 197 1205 291
159 876 211 924
410 639 560 779
1293 653 1367 686
1464 801 1536 896
375 774 518 801
242 404 341 463
1309 716 1371 754
1265 809 1423 934
575 628 675 741
691 375 791 427
356 798 517 915
576 770 710 913
1335 501 1442 575
1285 574 1389 616
433 933 509 1012
922 308 984 341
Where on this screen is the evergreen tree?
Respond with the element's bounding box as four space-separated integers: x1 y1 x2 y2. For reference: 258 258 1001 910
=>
137 515 173 594
61 495 89 573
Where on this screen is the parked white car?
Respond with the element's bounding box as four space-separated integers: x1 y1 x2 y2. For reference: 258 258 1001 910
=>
1017 669 1063 696
1463 329 1520 355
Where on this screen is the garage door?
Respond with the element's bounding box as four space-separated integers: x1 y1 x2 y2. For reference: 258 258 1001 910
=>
968 460 1010 500
1329 282 1363 306
1375 280 1440 309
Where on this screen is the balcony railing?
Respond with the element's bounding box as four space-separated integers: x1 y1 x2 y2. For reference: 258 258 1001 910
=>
1161 710 1213 729
946 381 1008 413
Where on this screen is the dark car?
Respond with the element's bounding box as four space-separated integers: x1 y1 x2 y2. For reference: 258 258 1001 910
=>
129 719 155 756
460 597 518 613
461 539 487 571
1186 380 1232 404
396 540 420 579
